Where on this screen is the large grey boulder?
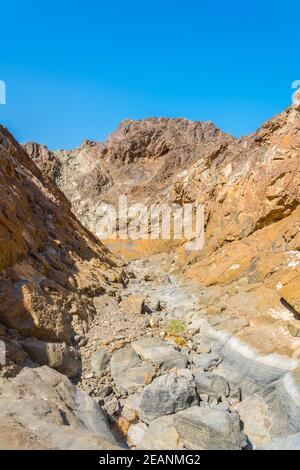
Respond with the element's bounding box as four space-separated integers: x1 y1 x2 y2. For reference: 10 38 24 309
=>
139 373 198 423
90 351 109 376
20 338 80 378
111 347 154 393
132 337 187 369
195 371 230 400
0 366 122 449
174 406 249 450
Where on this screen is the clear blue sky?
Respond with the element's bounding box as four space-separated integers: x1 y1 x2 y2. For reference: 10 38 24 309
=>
0 0 299 149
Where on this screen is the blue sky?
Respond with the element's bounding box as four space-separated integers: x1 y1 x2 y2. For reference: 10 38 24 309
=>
0 0 299 149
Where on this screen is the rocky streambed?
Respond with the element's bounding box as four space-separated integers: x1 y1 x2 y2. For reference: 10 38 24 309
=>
73 255 300 450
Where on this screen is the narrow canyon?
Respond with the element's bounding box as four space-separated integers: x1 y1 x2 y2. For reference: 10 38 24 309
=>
1 92 300 450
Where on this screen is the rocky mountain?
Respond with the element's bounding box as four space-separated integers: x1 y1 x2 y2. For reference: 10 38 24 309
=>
1 96 300 450
24 118 233 246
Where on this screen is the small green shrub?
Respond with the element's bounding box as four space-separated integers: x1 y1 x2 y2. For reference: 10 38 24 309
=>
167 319 186 335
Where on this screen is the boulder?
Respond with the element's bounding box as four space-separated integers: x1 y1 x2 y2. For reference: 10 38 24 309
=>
139 373 198 423
174 406 249 450
195 371 230 400
111 347 141 376
90 351 110 375
271 367 300 434
287 320 300 337
115 364 156 394
0 366 121 449
111 347 155 393
256 433 300 450
119 295 145 315
234 394 271 445
20 338 80 378
127 423 148 447
138 415 182 450
132 337 187 369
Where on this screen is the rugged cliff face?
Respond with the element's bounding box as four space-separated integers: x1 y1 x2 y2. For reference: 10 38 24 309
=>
181 99 300 357
24 98 300 360
0 125 123 376
24 118 233 246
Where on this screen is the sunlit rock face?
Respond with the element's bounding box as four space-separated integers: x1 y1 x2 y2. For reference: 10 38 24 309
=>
25 100 300 359
0 125 121 354
24 118 234 255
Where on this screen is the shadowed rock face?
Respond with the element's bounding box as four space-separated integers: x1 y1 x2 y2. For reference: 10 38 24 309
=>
0 125 122 369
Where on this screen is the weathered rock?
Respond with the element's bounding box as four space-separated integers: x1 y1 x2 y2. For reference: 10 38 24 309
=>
271 367 300 434
104 396 120 416
111 348 141 376
98 384 113 399
90 351 110 376
132 337 187 369
116 364 156 394
78 337 88 347
192 352 222 371
93 294 118 314
27 118 232 253
0 125 119 351
121 393 142 420
121 407 136 423
196 343 211 354
256 433 300 450
177 368 194 381
26 101 300 367
111 347 155 393
235 395 272 445
174 406 249 450
287 320 300 337
195 371 230 401
20 338 80 378
113 339 125 350
138 415 182 450
0 366 121 449
18 94 300 450
127 422 148 447
119 295 145 315
139 373 198 423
